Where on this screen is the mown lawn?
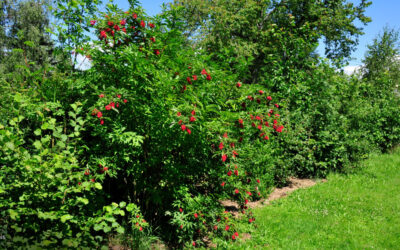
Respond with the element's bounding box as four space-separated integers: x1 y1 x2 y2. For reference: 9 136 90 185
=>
215 149 400 249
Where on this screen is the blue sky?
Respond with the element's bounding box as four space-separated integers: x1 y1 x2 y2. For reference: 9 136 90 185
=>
110 0 400 67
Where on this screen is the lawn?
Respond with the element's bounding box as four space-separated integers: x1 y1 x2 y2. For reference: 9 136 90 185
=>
216 150 400 249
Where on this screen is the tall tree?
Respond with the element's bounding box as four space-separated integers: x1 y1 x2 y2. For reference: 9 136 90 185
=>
362 26 400 85
172 0 372 83
0 0 54 76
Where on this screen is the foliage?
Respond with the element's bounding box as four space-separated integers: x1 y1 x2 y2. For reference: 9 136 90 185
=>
0 0 399 248
0 0 55 77
172 0 372 82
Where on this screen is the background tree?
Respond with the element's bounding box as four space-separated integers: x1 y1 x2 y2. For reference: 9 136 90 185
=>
0 0 54 77
172 0 372 83
362 26 400 87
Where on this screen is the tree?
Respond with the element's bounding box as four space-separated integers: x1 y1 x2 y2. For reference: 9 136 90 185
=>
172 0 372 83
0 0 54 76
362 26 400 85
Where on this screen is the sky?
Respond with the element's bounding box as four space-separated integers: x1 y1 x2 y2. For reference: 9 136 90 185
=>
99 0 400 73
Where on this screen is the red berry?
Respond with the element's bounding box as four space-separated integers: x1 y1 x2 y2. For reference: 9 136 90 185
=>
235 189 239 194
186 128 191 135
219 142 224 150
222 154 227 162
227 170 232 176
97 112 103 118
123 99 128 103
194 213 198 218
179 208 183 213
181 124 186 131
99 94 104 98
100 119 104 125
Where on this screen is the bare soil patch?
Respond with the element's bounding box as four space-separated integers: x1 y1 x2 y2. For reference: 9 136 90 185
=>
220 177 325 215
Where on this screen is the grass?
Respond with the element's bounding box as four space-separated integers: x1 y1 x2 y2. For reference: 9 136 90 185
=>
214 150 400 249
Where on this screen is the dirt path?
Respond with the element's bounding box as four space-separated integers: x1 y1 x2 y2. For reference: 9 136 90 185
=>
221 177 326 214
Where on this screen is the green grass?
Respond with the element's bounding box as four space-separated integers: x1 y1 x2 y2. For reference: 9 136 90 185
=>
219 150 400 249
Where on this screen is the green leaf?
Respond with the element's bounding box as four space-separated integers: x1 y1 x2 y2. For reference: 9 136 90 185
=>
33 140 42 149
94 182 102 190
34 129 42 136
60 214 73 223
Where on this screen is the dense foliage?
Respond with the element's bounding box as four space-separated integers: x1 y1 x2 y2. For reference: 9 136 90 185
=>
0 0 399 248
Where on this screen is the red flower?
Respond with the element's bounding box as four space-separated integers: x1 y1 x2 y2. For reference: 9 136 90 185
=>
104 167 108 171
154 49 160 55
192 242 196 246
182 85 187 92
132 13 137 19
236 82 242 88
120 19 126 25
260 133 265 137
264 136 269 141
276 125 284 133
150 37 155 42
238 119 243 124
189 116 196 122
275 103 279 108
230 142 235 148
219 142 224 150
201 68 207 75
181 124 186 131
206 74 211 81
90 20 96 25
225 225 230 231
117 94 121 98
179 208 183 213
84 169 90 175
223 132 228 138
148 23 155 28
177 112 181 117
110 102 115 108
267 96 272 101
234 170 238 176
232 235 236 240
123 99 128 103
97 112 103 118
140 20 145 28
227 170 232 176
180 225 183 229
235 189 239 194
100 30 107 39
273 119 278 124
258 90 264 94
222 154 227 162
110 30 114 36
99 93 105 98
247 95 253 100
265 121 269 127
186 128 191 134
90 178 95 182
232 150 238 158
122 28 127 33
252 122 256 127
191 110 196 116
214 225 218 230
107 21 114 26
275 113 280 117
234 232 239 237
139 227 143 231
100 119 104 125
186 77 192 84
257 98 261 104
255 116 261 120
257 125 262 130
192 75 197 80
249 218 253 223
245 199 249 204
178 120 183 125
194 213 198 218
221 182 225 187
